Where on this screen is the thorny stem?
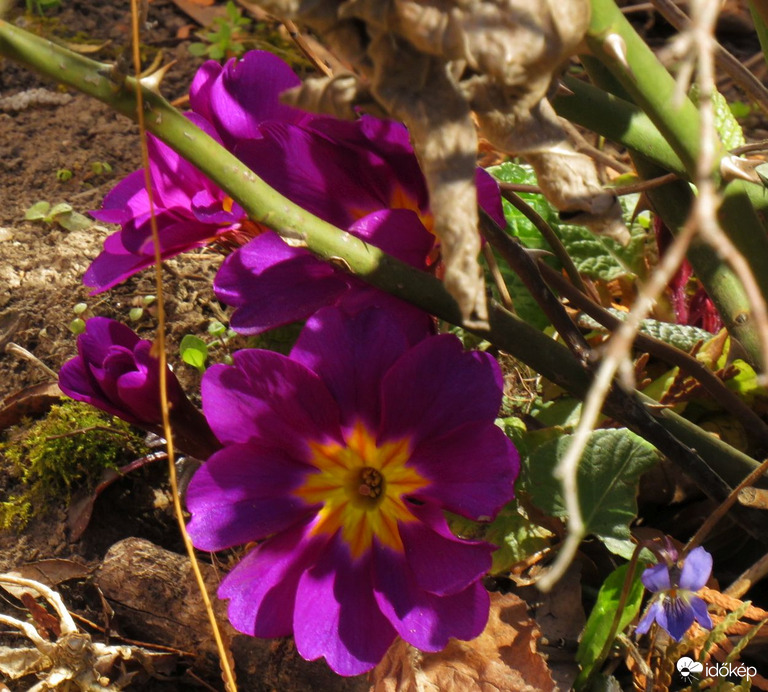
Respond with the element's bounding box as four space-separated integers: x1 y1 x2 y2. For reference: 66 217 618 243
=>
586 0 768 373
540 262 768 449
2 20 768 573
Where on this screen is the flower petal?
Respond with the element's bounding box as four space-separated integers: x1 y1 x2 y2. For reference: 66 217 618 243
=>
408 421 518 518
294 535 396 676
689 594 713 630
373 542 489 650
214 236 349 335
348 209 433 266
379 335 503 446
201 350 342 457
190 52 311 149
218 517 328 638
186 443 316 550
660 595 695 641
399 503 493 596
290 307 410 429
640 563 671 593
635 599 663 635
679 546 712 592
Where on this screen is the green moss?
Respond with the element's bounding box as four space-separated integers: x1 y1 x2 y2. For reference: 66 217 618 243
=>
0 400 147 530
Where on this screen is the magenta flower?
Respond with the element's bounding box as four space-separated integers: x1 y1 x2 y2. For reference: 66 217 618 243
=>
85 115 253 291
186 307 519 675
59 317 219 457
86 50 504 337
636 545 713 641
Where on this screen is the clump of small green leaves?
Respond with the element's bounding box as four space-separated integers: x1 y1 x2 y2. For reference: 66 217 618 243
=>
127 294 156 323
90 161 112 176
0 400 146 529
180 320 240 372
25 200 91 231
69 302 90 335
188 1 252 61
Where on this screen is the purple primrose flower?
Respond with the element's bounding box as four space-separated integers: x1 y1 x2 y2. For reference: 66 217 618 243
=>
86 50 504 336
186 307 520 675
636 545 713 641
59 317 219 457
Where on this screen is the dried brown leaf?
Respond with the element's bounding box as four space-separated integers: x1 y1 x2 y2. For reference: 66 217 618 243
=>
370 592 555 691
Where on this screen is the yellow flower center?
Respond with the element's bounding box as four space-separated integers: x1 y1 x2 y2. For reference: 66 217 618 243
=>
294 421 430 558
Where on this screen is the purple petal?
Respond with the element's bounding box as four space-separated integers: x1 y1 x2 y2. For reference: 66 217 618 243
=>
378 335 503 447
294 535 396 676
59 357 134 422
214 237 349 335
635 600 663 635
660 595 696 641
476 168 505 228
399 503 493 596
190 52 312 149
290 307 409 429
201 350 342 458
90 170 148 225
186 443 315 550
348 209 433 266
689 594 713 630
236 124 391 230
84 232 156 292
641 563 671 593
679 547 712 592
219 517 328 638
408 421 518 518
373 542 489 651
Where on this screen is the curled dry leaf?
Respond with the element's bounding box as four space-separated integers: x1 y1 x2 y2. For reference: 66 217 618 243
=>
259 0 628 323
370 591 556 692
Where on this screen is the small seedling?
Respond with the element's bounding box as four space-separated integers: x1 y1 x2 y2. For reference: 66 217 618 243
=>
25 200 91 232
56 168 73 182
90 161 112 176
69 318 86 335
127 294 157 322
188 1 253 61
180 334 209 373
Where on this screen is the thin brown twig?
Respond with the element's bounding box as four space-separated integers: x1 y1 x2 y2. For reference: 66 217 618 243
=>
479 211 592 363
560 118 633 174
500 189 587 293
686 454 768 553
482 244 513 310
540 261 768 448
651 0 768 115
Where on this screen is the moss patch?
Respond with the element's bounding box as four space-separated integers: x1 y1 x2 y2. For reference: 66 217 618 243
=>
0 400 147 529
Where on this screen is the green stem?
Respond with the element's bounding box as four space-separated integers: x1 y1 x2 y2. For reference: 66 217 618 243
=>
565 39 768 369
1 20 766 524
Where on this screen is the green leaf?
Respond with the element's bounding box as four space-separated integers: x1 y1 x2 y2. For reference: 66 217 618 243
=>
48 202 73 217
522 429 660 557
56 211 92 231
690 84 746 150
24 200 51 221
489 162 651 282
180 334 209 372
575 562 645 687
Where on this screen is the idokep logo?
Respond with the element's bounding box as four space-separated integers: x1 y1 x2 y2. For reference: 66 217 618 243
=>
676 656 757 681
676 657 703 680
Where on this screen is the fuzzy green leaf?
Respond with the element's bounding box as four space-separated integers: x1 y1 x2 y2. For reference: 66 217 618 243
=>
522 429 660 557
24 200 51 220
